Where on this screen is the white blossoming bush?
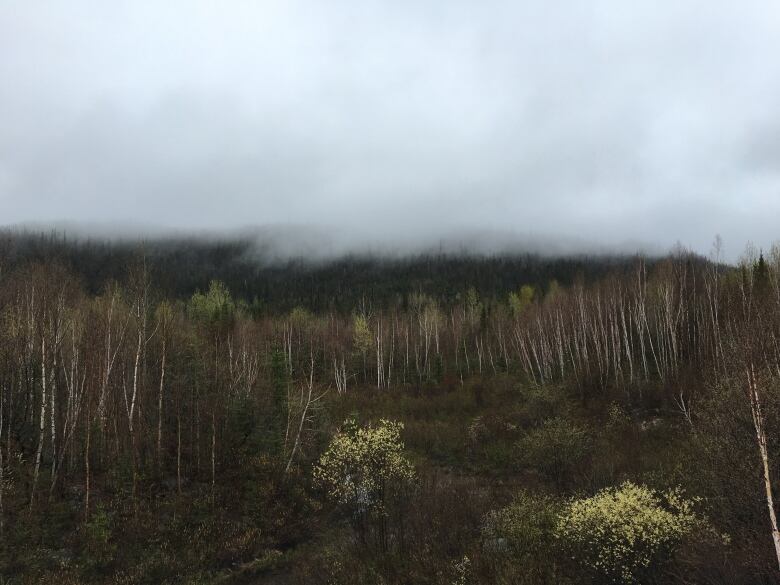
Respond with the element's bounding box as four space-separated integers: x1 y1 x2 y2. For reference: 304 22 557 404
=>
314 419 415 517
555 481 703 583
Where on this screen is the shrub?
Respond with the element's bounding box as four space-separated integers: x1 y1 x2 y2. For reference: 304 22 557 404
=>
314 419 415 551
482 491 559 558
315 419 415 513
516 417 590 489
480 490 566 584
556 481 703 583
80 504 116 574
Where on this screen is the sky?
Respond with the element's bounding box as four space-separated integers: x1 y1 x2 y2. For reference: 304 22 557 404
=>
1 1 780 260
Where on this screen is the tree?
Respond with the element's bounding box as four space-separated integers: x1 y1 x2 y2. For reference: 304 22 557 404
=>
721 248 780 570
189 280 235 326
464 286 482 328
285 353 328 473
352 312 372 382
509 285 535 318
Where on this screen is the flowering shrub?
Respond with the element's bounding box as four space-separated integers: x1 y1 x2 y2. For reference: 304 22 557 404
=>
314 419 415 516
556 481 702 583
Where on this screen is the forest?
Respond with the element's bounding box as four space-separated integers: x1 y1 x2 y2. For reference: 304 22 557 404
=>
1 231 780 584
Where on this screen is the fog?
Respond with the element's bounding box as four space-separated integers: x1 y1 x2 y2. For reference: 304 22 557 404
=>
2 1 780 261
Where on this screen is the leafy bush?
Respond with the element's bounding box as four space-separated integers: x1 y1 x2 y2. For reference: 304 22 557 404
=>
482 490 563 583
556 481 704 583
516 417 591 489
314 419 415 551
482 491 559 558
314 419 415 514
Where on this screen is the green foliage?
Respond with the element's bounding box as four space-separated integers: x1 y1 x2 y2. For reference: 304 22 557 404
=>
247 294 265 318
465 286 483 328
225 395 264 466
80 505 116 574
480 490 565 584
508 284 535 317
352 313 372 356
516 417 591 489
154 298 174 325
188 280 235 325
289 305 314 328
556 482 704 584
754 252 771 300
482 491 559 559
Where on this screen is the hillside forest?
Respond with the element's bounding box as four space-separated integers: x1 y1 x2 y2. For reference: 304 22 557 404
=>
1 232 780 584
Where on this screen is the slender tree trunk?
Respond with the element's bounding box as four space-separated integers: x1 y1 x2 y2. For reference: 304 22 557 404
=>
211 413 216 500
285 355 316 473
157 335 166 470
84 402 91 522
747 363 780 570
31 330 48 511
50 348 57 494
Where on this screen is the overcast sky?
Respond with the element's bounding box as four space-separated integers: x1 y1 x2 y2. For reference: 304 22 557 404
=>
1 1 779 259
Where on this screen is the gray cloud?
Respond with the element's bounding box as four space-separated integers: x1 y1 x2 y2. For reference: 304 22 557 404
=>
2 0 780 260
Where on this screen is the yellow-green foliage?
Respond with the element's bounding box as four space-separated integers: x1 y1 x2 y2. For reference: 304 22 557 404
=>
556 482 702 583
189 280 235 323
289 306 313 328
508 285 535 317
314 419 415 515
465 287 482 328
352 314 373 355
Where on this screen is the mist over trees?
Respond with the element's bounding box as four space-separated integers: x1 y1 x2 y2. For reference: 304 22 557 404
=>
0 228 650 311
1 231 780 583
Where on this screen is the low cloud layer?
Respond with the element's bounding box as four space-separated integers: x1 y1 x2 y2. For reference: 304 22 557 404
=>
2 1 779 260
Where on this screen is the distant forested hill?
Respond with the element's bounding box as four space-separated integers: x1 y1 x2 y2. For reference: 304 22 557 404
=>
0 229 670 312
